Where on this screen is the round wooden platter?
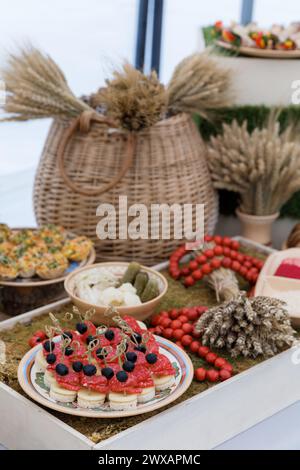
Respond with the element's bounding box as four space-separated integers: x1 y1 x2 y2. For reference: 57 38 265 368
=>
216 40 300 59
18 336 194 418
0 228 96 287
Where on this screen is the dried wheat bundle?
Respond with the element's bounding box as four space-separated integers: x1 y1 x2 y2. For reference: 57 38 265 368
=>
167 52 231 119
207 113 300 215
93 62 167 131
1 46 91 121
205 267 240 302
196 292 296 358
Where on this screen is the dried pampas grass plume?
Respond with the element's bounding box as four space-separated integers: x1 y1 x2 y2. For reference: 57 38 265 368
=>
93 62 168 131
1 46 91 121
167 52 232 119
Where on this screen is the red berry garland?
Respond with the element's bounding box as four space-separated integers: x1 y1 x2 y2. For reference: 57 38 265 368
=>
169 235 264 289
149 306 233 383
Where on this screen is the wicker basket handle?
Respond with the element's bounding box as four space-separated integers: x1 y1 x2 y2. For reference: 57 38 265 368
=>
57 111 136 197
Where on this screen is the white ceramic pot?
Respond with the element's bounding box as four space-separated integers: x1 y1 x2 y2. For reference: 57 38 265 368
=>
236 209 279 245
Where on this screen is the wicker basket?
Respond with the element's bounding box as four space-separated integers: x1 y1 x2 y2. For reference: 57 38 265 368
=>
34 112 218 265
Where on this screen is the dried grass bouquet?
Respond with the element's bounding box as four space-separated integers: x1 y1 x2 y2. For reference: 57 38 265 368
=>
0 46 232 131
207 112 300 215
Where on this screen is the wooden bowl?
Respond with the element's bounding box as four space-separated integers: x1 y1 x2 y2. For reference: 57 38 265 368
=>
64 262 168 325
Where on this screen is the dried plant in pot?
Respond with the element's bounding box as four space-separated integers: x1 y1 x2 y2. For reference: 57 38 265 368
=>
207 112 300 245
1 48 232 264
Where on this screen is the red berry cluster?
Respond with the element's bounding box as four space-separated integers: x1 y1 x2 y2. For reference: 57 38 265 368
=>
169 235 264 288
149 307 233 383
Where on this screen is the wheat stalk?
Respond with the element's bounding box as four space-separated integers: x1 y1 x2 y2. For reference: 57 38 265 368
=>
0 46 92 121
207 111 300 215
91 62 167 131
167 52 232 120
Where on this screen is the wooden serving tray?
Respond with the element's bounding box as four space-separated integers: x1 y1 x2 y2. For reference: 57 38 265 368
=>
1 238 299 450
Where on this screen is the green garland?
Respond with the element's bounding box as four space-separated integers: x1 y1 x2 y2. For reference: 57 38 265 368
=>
194 106 300 219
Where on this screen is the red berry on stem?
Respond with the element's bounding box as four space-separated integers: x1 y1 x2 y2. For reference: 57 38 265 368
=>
160 317 172 328
192 269 203 280
180 307 190 316
214 357 227 369
169 309 179 319
214 245 223 256
197 306 208 315
239 266 248 277
204 235 213 242
220 369 232 381
178 315 188 324
222 257 232 268
204 249 214 259
187 309 198 321
160 311 169 318
223 237 232 247
237 253 244 263
192 327 201 339
155 326 163 335
202 263 212 275
206 369 219 382
196 255 207 265
223 247 231 256
195 367 207 381
163 328 173 339
182 323 193 334
222 363 233 373
232 260 241 272
181 334 193 347
205 352 218 364
230 240 240 250
190 340 201 354
230 250 238 260
171 320 182 329
214 235 223 245
211 258 221 269
189 260 198 271
181 267 190 276
255 260 264 270
173 329 184 340
198 346 210 358
184 276 195 287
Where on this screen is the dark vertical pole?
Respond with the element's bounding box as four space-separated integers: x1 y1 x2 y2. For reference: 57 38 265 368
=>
241 0 254 25
151 0 164 75
135 0 149 71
